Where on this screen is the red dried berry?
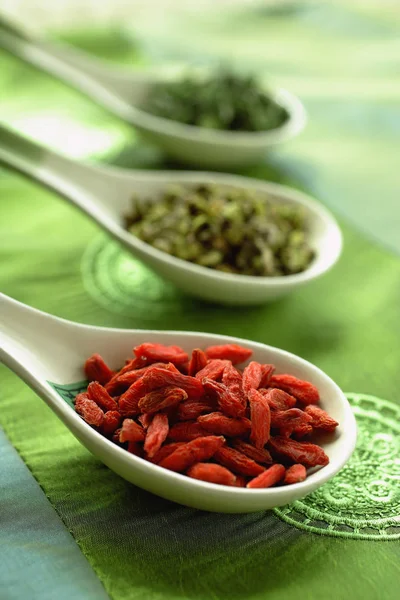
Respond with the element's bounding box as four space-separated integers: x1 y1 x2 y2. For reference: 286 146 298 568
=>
75 393 104 427
195 359 231 382
202 378 246 418
205 344 253 364
284 464 307 484
249 388 271 449
259 364 275 388
138 413 153 429
127 442 144 457
139 386 188 414
188 348 208 376
87 381 118 412
106 362 179 395
159 436 225 472
214 446 265 477
119 419 146 443
112 428 122 444
304 405 339 432
102 410 122 436
141 366 204 399
168 421 210 442
187 463 236 486
144 413 169 458
261 388 297 411
198 412 251 437
270 408 313 437
232 439 273 465
84 354 114 385
222 363 247 408
242 361 264 395
149 442 185 464
268 436 329 468
234 474 248 487
269 374 320 405
247 464 286 489
177 398 216 421
134 343 188 365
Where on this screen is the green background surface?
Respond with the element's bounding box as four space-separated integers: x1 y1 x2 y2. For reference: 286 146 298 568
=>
0 2 399 599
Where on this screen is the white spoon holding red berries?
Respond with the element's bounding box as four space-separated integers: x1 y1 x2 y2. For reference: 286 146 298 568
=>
0 124 342 306
0 292 356 513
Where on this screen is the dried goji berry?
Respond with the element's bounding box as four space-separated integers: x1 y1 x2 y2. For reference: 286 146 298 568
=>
127 442 144 457
232 440 272 465
270 408 313 437
222 363 247 408
205 344 253 364
242 361 264 395
87 381 118 412
188 348 208 376
102 410 121 436
141 366 204 399
149 442 185 464
284 464 307 484
247 464 285 488
138 413 153 429
198 412 251 437
268 436 329 467
195 359 231 382
248 388 271 449
144 413 169 458
139 386 188 414
159 436 225 472
292 424 313 439
134 343 188 365
260 388 297 411
260 363 275 386
187 462 236 486
84 354 114 385
112 428 122 444
118 380 146 416
202 378 246 418
75 393 104 427
106 362 179 395
304 405 339 432
234 474 248 487
269 374 320 405
177 398 216 421
119 419 146 443
168 421 210 442
214 446 265 476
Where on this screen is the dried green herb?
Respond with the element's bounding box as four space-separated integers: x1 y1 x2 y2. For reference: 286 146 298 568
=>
145 70 288 132
126 184 314 277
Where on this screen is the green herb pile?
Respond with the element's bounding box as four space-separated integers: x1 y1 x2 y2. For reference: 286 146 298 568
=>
126 185 314 277
145 71 289 132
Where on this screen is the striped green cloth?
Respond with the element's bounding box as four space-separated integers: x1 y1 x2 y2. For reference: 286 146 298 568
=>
1 2 399 599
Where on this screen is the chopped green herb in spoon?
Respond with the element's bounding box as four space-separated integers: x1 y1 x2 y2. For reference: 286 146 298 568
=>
146 70 289 132
126 184 314 277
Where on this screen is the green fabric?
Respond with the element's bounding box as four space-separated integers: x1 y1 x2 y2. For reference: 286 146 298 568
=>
1 2 400 600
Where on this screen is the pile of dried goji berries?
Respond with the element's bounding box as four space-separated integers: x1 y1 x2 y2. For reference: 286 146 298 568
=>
75 343 338 489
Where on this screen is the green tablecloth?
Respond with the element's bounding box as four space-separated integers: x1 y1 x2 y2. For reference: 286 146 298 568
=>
1 2 399 599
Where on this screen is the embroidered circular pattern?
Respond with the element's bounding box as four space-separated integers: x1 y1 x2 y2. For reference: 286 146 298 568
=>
81 234 187 318
274 393 400 540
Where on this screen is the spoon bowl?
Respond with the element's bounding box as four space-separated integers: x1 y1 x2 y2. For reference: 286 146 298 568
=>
0 293 357 513
0 125 342 305
0 16 306 168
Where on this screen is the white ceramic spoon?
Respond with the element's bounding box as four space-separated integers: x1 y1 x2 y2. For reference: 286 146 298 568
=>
0 124 342 305
0 293 357 513
0 15 306 169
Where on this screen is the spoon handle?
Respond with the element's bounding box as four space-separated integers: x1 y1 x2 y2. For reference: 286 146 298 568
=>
0 14 134 122
0 123 120 232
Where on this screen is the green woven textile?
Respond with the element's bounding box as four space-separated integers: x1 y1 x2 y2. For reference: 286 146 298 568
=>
1 2 400 599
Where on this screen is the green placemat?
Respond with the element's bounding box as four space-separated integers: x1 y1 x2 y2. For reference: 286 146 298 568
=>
1 2 400 600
